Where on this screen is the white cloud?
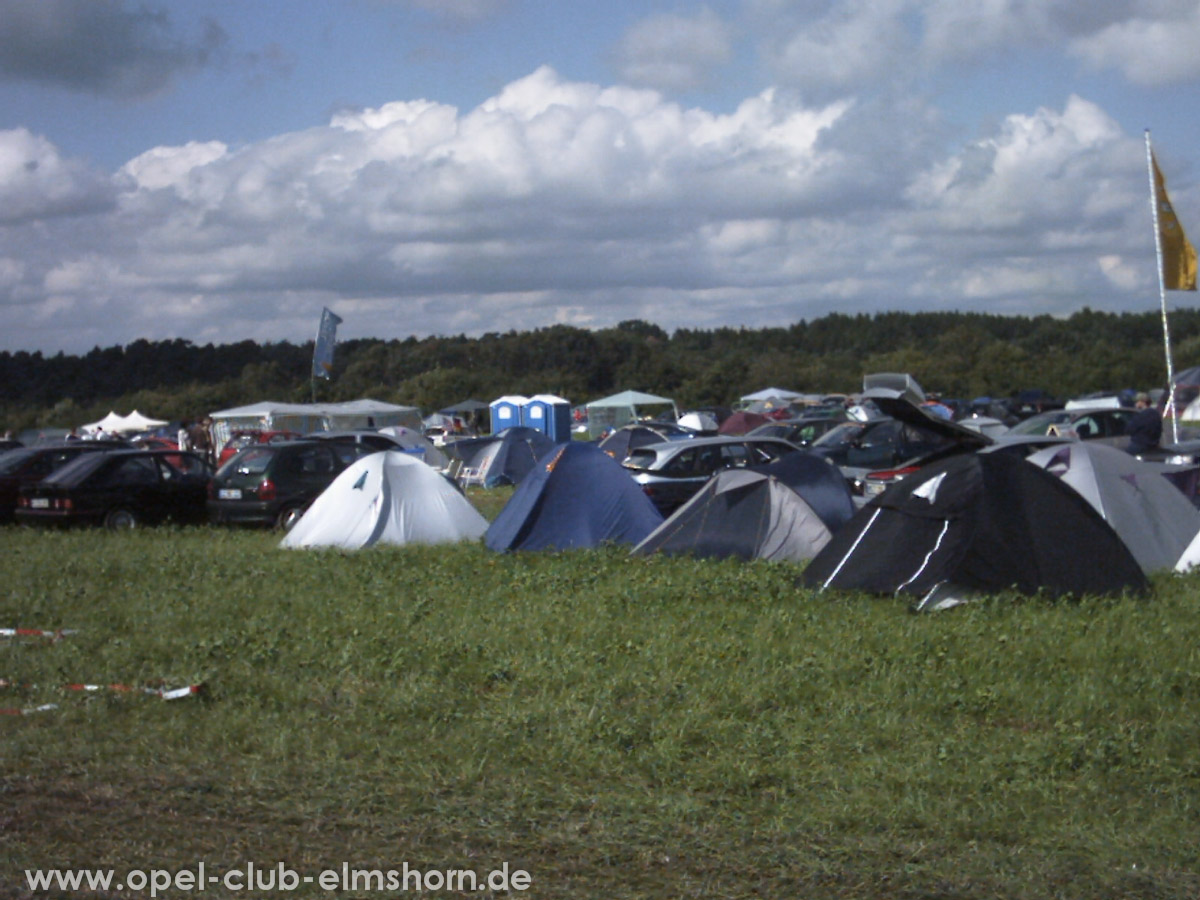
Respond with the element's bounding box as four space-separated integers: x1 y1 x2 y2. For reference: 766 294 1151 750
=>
0 69 1178 352
1069 4 1200 85
613 7 733 92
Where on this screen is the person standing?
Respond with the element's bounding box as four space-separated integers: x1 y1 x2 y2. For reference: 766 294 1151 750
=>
178 421 192 452
1127 393 1163 456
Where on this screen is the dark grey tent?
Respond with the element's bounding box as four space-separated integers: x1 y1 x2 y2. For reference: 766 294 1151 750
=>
801 452 1148 611
446 427 558 487
631 468 834 562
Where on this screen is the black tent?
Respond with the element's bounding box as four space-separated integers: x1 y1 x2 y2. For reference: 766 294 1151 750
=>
801 452 1148 610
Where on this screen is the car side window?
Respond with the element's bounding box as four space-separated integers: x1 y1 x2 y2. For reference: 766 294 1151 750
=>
330 443 358 466
721 443 750 467
296 446 336 475
1105 411 1131 436
103 456 160 487
662 448 698 476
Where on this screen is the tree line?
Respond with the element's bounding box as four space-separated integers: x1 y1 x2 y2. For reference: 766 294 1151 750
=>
4 308 1199 433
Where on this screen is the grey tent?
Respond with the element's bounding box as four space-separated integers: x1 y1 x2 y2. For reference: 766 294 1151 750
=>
631 468 834 563
1024 441 1200 573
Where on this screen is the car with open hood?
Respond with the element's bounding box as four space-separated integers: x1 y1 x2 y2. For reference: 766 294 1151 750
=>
812 389 993 497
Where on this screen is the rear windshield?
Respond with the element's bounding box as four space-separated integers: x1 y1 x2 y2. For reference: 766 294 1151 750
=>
218 446 275 477
0 448 37 474
623 449 658 470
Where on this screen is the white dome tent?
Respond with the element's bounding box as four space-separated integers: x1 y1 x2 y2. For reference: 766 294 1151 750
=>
281 451 487 550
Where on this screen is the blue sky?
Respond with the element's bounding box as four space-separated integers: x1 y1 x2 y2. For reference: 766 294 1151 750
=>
2 0 1199 353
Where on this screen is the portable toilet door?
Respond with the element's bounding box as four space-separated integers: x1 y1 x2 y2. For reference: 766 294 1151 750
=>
489 395 528 435
522 394 572 442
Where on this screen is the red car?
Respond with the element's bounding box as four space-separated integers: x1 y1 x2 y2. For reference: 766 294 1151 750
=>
216 430 301 467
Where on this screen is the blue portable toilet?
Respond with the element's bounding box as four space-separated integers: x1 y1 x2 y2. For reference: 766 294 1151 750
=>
521 393 572 442
489 395 528 435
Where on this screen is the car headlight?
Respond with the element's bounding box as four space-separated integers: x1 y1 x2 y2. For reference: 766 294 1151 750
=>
1166 454 1195 466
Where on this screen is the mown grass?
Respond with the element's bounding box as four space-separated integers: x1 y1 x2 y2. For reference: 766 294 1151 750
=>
3 493 1200 898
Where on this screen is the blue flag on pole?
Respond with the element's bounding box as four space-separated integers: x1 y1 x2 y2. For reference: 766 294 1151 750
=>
312 307 343 379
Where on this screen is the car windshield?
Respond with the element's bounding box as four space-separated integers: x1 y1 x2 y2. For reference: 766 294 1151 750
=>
1008 410 1073 435
812 422 866 449
623 449 659 470
42 451 113 486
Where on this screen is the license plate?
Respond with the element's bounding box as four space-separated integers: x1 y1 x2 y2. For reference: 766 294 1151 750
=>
218 489 242 500
30 498 49 509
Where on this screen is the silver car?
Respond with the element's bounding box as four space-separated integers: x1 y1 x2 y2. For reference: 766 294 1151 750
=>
622 435 800 515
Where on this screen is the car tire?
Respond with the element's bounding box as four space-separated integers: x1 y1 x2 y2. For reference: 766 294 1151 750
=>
105 508 138 530
275 504 305 532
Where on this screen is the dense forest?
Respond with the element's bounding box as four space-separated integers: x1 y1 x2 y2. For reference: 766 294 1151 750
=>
4 308 1200 433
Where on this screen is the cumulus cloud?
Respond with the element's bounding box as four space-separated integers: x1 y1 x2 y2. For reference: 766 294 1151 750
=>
0 128 115 222
1068 3 1200 84
0 0 227 98
751 0 1200 97
0 67 1177 352
613 7 734 92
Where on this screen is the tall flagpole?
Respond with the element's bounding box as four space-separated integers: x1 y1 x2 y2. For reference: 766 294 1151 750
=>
1145 129 1180 443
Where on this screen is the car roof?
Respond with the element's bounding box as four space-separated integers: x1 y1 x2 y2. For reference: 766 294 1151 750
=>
631 434 796 455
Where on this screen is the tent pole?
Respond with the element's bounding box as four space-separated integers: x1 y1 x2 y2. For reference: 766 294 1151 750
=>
1146 129 1180 443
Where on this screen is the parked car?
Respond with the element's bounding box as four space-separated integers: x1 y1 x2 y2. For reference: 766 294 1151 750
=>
1005 407 1137 444
15 449 213 529
809 390 992 496
207 440 353 530
0 441 127 522
216 429 302 467
598 423 695 461
747 414 848 447
621 435 800 515
311 430 407 454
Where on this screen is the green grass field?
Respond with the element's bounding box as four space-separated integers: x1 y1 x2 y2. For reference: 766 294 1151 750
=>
4 491 1200 898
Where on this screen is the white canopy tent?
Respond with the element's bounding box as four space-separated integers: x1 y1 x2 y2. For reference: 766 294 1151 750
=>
81 410 168 435
585 390 678 439
209 399 422 450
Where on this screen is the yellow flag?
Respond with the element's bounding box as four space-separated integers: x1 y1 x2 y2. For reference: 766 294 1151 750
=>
1153 152 1198 291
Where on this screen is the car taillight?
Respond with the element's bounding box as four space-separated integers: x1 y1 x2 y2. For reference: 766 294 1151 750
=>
867 466 920 483
257 479 276 501
17 496 27 507
56 498 73 510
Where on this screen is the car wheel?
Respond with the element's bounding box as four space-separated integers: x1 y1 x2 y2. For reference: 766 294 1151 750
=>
105 508 138 530
275 505 305 532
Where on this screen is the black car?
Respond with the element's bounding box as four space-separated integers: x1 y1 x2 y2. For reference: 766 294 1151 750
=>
0 441 127 523
809 389 992 495
207 440 355 530
15 449 213 529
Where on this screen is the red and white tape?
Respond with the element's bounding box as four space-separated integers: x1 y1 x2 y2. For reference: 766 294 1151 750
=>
1 680 204 714
0 627 77 641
